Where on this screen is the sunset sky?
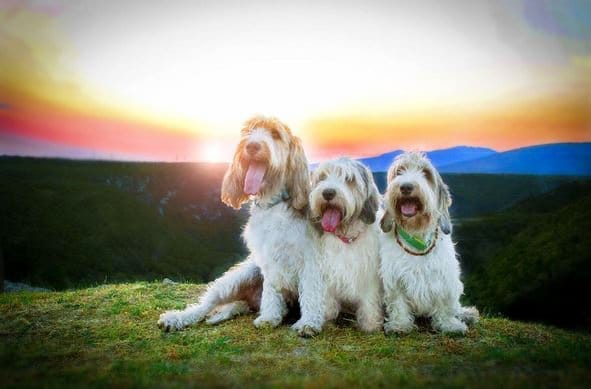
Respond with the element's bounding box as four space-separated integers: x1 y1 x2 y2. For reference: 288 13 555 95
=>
1 0 590 162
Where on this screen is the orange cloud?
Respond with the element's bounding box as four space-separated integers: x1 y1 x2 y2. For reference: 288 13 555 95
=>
303 90 591 159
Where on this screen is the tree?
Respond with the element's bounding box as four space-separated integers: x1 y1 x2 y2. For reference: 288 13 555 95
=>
0 244 4 293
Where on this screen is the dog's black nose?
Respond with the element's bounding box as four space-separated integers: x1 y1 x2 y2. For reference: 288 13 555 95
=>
400 183 414 195
246 142 261 155
322 188 336 201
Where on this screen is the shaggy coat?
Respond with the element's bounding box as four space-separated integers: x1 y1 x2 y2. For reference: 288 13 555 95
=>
158 116 324 335
379 152 478 334
310 158 383 332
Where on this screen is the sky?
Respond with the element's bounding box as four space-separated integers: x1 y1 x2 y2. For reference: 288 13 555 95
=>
0 0 590 162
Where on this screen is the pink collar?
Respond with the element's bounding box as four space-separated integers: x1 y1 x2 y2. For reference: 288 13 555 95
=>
334 232 359 244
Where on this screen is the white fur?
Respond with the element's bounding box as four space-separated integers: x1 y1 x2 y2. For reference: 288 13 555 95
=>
244 202 324 333
310 158 383 332
158 117 325 335
320 223 383 332
379 152 479 335
379 232 472 334
157 257 261 331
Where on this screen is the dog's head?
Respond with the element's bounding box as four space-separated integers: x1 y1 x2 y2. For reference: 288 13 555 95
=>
310 157 379 233
380 152 452 235
221 116 310 211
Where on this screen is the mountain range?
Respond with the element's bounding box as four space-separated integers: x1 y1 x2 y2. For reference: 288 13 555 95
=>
358 142 591 175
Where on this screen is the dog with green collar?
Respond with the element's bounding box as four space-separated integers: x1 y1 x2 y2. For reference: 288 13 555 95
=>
378 152 479 335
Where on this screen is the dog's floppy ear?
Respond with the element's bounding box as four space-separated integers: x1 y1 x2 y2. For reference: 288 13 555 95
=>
380 210 394 233
358 164 379 225
221 143 249 209
361 190 379 224
286 136 310 211
435 171 453 234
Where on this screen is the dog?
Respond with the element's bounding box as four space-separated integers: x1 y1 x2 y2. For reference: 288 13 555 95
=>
309 157 383 332
158 116 325 336
379 152 479 334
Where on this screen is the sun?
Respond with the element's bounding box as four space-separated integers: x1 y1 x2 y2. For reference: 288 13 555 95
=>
199 141 230 163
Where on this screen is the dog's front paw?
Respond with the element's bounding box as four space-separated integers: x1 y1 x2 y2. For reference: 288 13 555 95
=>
457 306 480 326
434 317 468 335
383 320 415 336
291 320 321 338
157 310 187 332
253 315 282 329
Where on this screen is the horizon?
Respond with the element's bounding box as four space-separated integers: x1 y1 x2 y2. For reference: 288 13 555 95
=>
1 1 590 162
2 140 589 165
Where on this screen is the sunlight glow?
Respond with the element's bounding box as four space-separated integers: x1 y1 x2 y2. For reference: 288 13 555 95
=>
1 1 589 161
198 140 230 163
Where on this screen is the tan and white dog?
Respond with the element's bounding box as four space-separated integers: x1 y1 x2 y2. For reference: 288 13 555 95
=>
379 152 478 335
158 116 325 336
310 157 383 332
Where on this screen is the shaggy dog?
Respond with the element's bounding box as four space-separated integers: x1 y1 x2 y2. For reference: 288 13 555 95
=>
158 116 325 335
310 157 383 332
379 152 479 334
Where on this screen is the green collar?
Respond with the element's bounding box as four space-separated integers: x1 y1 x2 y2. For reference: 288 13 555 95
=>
255 188 290 209
396 224 434 252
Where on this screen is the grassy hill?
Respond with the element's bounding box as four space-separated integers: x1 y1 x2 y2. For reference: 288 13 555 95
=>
1 282 590 387
456 181 591 329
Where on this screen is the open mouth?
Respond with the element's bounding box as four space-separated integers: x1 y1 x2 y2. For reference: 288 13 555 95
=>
397 197 422 218
320 205 343 233
243 161 267 195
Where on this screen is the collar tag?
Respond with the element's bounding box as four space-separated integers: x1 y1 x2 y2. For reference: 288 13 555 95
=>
254 188 290 209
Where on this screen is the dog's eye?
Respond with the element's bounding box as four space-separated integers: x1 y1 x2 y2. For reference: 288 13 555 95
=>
422 168 433 182
317 172 327 181
396 167 404 176
345 175 355 184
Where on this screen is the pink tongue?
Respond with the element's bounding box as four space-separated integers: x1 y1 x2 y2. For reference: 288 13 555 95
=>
321 208 342 233
244 163 266 195
401 202 418 216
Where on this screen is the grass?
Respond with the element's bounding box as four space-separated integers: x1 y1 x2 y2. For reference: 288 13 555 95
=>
1 283 590 388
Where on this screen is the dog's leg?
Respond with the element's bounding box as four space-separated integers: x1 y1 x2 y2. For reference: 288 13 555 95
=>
292 259 326 337
383 287 415 335
432 312 468 334
432 301 468 334
253 279 287 328
456 305 480 325
324 296 340 322
356 287 383 333
158 258 260 332
205 301 250 325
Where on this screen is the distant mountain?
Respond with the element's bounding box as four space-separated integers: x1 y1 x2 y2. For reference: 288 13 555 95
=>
424 146 497 168
439 143 591 176
358 146 497 172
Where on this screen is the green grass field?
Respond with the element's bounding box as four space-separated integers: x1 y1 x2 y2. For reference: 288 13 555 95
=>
2 282 590 388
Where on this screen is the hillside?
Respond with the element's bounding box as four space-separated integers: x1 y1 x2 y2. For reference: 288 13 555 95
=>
440 142 591 175
1 283 590 387
456 181 591 329
0 157 581 290
373 172 574 217
0 157 248 290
